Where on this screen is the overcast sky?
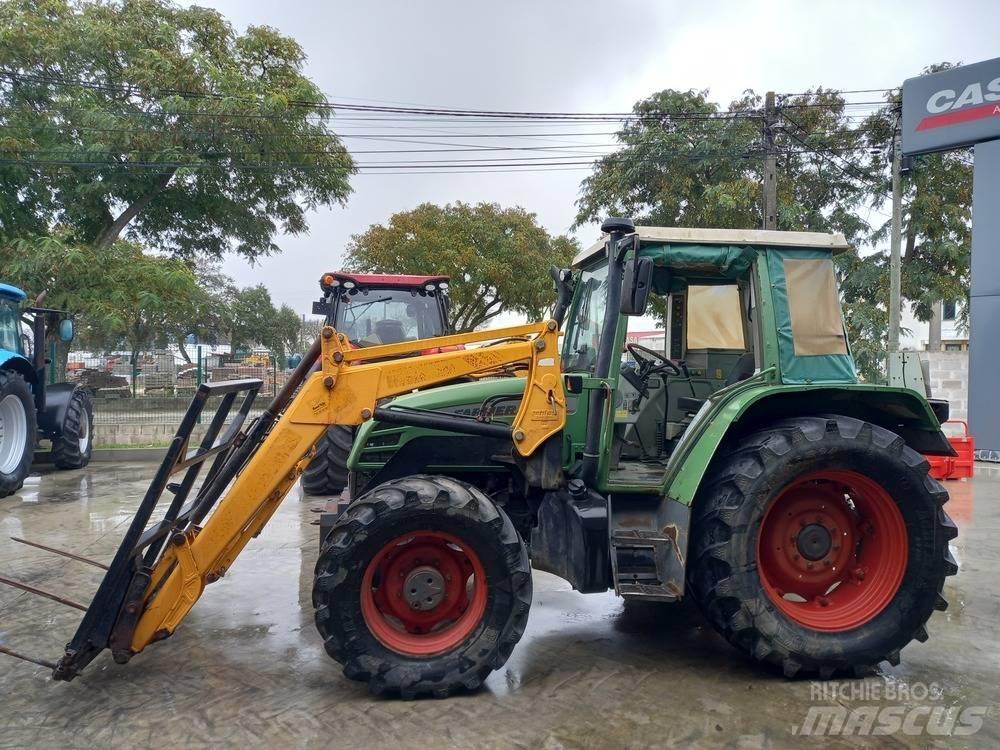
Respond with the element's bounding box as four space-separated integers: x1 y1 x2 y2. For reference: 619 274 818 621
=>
192 0 1000 317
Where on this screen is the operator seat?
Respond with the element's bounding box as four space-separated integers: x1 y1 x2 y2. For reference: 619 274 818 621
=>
374 319 406 344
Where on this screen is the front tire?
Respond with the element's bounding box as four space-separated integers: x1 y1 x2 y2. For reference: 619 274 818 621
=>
301 425 353 496
313 475 532 697
688 415 958 678
51 387 93 469
0 370 36 498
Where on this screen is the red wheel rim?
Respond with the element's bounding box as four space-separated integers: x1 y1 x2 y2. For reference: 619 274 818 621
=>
360 530 487 656
756 470 908 632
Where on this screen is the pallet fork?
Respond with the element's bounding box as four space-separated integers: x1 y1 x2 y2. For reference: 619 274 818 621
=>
0 321 565 680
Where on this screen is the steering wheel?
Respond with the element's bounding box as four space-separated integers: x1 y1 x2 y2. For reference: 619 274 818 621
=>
626 342 683 378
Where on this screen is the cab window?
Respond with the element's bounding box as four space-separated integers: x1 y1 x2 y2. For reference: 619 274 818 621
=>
685 285 745 350
0 299 23 355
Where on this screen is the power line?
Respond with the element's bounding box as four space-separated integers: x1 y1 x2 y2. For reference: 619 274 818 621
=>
779 109 891 204
2 71 760 122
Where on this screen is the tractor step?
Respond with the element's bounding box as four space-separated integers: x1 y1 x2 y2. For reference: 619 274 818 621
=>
609 495 691 602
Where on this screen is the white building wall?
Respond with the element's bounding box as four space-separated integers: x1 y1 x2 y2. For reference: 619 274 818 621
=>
899 300 968 351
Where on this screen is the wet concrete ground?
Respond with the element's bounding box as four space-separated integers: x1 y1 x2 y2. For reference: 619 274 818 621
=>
0 461 998 749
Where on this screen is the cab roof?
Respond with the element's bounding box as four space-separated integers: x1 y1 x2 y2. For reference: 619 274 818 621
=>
574 226 851 268
0 282 27 302
321 272 450 289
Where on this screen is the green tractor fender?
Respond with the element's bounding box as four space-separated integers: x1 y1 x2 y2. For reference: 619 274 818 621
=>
663 380 955 507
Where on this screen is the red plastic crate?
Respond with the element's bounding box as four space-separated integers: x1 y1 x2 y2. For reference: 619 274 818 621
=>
927 420 975 481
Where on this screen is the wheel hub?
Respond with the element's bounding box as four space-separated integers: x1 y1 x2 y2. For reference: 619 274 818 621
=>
797 523 832 561
361 530 488 656
404 566 445 610
757 471 909 632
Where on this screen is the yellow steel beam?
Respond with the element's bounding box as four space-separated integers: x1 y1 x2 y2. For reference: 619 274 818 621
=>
130 320 565 652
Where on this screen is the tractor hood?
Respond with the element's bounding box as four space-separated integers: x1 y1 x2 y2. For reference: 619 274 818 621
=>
348 377 527 472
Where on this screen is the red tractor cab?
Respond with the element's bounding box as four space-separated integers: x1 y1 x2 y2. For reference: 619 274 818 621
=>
314 272 452 348
303 272 455 496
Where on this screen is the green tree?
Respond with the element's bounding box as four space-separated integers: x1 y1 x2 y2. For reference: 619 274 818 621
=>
345 202 578 331
1 235 207 382
229 284 299 361
176 260 236 363
841 67 973 378
575 88 873 244
0 0 354 260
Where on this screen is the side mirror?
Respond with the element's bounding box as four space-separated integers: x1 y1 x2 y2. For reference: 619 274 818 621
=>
58 318 75 342
620 257 654 316
549 266 574 326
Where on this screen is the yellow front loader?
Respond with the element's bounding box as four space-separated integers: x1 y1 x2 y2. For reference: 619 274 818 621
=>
1 319 565 695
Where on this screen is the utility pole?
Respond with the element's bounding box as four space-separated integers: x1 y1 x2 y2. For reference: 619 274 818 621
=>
762 91 777 230
888 130 903 353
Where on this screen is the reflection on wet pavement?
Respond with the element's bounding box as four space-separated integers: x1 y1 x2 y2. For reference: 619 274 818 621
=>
1 462 998 749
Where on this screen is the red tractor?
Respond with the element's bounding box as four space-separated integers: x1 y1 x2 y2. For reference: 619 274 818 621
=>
300 272 453 496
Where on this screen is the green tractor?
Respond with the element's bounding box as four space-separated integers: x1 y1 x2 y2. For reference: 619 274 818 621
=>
328 219 957 680
0 283 93 497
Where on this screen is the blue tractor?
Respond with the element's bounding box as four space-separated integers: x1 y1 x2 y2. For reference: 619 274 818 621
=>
0 282 93 497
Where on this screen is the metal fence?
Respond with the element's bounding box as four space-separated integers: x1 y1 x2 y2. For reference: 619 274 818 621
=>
67 346 289 425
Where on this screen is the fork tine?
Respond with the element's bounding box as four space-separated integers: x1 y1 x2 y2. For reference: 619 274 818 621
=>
10 537 109 570
0 645 58 670
0 575 88 611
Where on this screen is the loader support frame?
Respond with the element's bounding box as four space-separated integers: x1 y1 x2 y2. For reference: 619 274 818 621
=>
54 375 266 680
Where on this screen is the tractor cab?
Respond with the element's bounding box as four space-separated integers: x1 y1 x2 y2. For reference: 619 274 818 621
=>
312 272 450 346
563 226 856 488
0 283 29 357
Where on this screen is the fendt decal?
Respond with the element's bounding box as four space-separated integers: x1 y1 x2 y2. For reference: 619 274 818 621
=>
919 78 1000 131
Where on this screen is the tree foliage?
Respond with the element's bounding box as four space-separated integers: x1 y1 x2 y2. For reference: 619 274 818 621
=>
0 235 207 374
345 202 578 331
575 88 873 244
0 0 354 261
229 284 300 360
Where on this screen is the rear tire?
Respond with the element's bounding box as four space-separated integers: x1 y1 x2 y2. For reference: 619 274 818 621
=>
0 370 36 498
51 387 93 469
301 425 353 496
688 415 957 678
313 474 532 697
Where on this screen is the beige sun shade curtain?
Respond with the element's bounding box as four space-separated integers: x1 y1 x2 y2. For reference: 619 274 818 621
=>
783 258 849 356
686 285 746 350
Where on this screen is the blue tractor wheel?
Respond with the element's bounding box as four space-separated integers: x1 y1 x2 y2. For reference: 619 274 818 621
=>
0 370 36 497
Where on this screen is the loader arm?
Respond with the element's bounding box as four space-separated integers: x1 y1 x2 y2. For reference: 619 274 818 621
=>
35 320 564 680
